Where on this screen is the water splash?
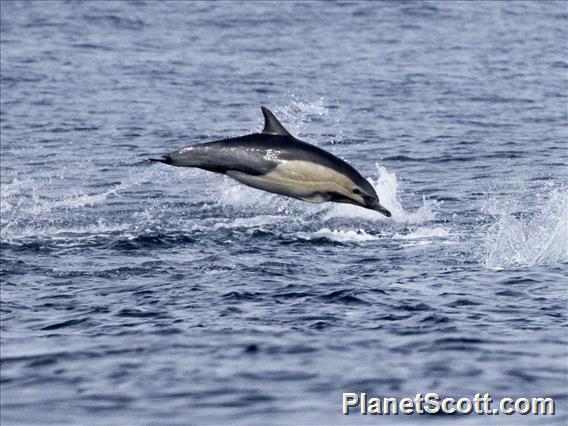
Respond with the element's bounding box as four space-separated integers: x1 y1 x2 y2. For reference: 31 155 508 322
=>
297 228 380 243
268 96 343 145
274 96 328 121
324 164 437 224
0 165 163 242
483 184 568 268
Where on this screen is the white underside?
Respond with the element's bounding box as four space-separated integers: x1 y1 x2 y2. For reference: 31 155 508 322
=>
226 160 357 204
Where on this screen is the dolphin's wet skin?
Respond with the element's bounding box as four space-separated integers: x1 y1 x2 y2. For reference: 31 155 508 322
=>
154 107 392 217
1 2 567 425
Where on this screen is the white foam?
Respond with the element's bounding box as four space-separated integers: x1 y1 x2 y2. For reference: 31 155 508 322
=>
297 228 380 242
29 184 128 215
483 184 568 268
213 215 286 230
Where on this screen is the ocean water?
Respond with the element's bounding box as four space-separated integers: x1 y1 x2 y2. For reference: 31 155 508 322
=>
1 1 567 424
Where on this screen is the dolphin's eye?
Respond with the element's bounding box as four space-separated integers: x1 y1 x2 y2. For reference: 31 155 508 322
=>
352 188 363 195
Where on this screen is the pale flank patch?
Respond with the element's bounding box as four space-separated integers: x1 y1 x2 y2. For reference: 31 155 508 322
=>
227 160 361 204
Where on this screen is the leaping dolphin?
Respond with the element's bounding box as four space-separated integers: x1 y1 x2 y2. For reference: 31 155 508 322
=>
153 107 392 217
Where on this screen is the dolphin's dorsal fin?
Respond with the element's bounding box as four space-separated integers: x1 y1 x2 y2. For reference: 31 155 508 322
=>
261 106 292 137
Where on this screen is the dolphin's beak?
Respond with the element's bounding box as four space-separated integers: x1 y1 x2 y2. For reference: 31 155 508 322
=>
365 197 391 217
373 203 392 217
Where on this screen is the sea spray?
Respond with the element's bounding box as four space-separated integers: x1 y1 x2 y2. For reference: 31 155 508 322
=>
324 164 438 224
483 184 568 268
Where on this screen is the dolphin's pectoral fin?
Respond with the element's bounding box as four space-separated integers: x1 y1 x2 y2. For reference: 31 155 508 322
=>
261 106 293 137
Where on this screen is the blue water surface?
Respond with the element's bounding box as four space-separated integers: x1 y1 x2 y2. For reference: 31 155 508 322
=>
1 1 567 424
